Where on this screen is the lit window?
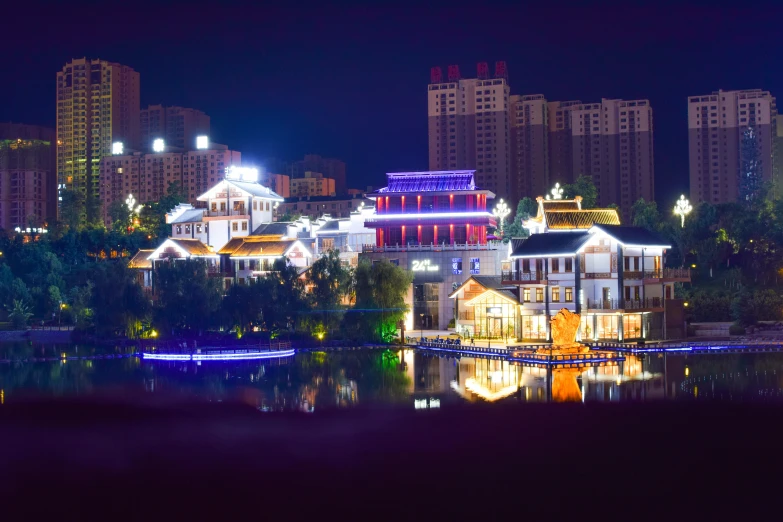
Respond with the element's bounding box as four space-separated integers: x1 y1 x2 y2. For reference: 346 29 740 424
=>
232 222 238 232
470 258 480 274
452 258 462 275
565 288 573 302
552 287 560 302
523 289 530 302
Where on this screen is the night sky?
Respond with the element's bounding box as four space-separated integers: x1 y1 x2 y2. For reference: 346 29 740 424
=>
3 5 782 207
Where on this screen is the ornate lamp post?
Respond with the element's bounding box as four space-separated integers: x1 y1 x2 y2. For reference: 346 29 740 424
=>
125 194 143 231
674 195 692 228
545 182 563 200
492 198 510 235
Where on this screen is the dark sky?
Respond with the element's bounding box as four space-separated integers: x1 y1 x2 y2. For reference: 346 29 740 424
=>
3 5 782 207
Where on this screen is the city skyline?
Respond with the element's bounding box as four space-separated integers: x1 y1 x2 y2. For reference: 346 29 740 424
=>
4 6 783 209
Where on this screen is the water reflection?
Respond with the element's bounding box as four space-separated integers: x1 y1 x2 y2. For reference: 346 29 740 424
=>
4 342 783 406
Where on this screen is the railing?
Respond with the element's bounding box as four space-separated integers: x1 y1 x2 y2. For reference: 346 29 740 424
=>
502 271 544 282
206 210 247 217
644 268 691 279
362 242 503 253
586 297 663 310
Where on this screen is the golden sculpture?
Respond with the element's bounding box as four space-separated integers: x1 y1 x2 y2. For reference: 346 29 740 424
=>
537 308 589 355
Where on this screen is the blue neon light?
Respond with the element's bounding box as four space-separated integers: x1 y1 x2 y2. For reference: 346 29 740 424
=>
142 349 296 361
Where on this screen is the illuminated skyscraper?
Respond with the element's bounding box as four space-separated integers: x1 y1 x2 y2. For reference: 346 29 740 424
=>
427 63 512 200
56 58 140 223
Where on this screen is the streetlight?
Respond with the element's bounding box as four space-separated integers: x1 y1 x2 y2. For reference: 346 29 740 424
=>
545 182 563 200
419 313 425 342
674 195 692 228
492 199 511 235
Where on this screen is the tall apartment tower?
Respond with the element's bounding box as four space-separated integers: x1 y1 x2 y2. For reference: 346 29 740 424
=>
569 98 654 212
547 100 582 187
427 63 511 199
140 105 210 150
688 89 777 205
509 94 549 199
56 58 140 222
0 123 55 229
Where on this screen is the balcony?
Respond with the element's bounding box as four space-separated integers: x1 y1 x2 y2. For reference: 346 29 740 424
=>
206 209 247 218
642 268 691 281
586 298 663 310
362 242 503 253
501 271 545 284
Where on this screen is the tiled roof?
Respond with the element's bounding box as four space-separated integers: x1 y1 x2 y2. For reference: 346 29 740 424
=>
377 170 477 193
448 275 515 298
316 220 342 232
541 201 580 211
170 208 205 224
510 231 592 257
251 222 290 237
544 209 620 229
218 237 310 257
591 225 671 247
167 238 215 256
128 249 155 269
227 180 285 201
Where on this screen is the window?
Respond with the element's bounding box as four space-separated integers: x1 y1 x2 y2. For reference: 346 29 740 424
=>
552 287 560 302
536 288 544 303
238 260 245 271
522 259 530 273
220 202 226 211
242 221 248 231
565 288 573 302
322 238 335 251
211 202 217 212
266 202 270 211
175 225 181 234
523 289 531 302
565 258 573 272
470 258 480 274
196 224 202 233
452 258 463 275
232 222 238 232
253 201 257 210
552 258 560 272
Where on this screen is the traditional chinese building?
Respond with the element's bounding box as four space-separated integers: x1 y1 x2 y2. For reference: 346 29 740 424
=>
360 170 504 330
451 196 690 341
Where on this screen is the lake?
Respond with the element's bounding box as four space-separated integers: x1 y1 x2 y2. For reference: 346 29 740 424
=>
1 342 782 407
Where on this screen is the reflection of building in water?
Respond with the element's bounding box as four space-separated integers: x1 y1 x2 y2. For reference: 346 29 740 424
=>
336 377 358 407
451 357 528 402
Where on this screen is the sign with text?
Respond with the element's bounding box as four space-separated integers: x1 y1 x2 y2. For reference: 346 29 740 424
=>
411 259 439 272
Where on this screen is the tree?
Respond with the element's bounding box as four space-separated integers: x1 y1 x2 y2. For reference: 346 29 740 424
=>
89 262 151 338
308 249 352 334
278 211 301 222
108 200 133 232
562 175 598 208
346 259 413 342
153 259 223 335
59 190 85 231
7 300 33 329
631 198 661 232
503 197 537 239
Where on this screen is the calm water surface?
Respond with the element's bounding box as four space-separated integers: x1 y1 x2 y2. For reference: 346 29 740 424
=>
1 342 782 408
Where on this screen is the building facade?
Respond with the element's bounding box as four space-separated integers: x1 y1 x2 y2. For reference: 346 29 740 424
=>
288 154 347 194
258 172 290 198
56 58 140 219
0 123 55 229
451 197 689 342
276 194 370 219
290 171 335 198
140 105 210 151
98 142 241 225
688 89 778 205
359 170 503 330
510 94 549 201
427 63 512 200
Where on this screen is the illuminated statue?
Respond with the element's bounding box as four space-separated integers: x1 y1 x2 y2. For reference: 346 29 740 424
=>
538 308 588 354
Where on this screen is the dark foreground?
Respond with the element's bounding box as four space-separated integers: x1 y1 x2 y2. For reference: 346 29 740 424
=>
1 398 780 520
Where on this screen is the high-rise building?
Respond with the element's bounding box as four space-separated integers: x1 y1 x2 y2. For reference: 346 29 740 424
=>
688 89 777 205
547 100 582 186
0 123 55 229
258 172 290 198
427 63 511 200
98 141 240 225
56 58 140 222
140 105 210 151
288 154 346 194
569 98 654 212
509 94 549 200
